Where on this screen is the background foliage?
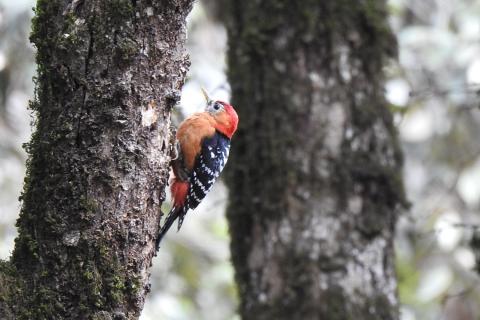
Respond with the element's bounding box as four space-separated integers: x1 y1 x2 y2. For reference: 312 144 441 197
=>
0 0 479 319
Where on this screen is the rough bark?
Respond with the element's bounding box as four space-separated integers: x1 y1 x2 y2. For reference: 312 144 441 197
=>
0 0 193 319
224 1 407 319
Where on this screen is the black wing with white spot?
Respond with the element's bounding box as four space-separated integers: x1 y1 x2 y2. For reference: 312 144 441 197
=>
177 131 230 229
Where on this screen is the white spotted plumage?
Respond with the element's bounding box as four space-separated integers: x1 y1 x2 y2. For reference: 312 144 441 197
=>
176 132 231 230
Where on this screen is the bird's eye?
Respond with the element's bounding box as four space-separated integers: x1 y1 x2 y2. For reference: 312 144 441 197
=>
213 103 221 111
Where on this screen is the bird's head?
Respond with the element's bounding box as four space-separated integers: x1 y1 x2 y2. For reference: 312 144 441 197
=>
202 88 238 139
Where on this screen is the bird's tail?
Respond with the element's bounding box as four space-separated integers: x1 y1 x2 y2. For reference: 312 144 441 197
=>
156 178 189 251
156 206 180 250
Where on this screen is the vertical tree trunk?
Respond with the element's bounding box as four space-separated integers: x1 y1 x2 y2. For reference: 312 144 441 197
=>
225 1 407 319
0 0 193 319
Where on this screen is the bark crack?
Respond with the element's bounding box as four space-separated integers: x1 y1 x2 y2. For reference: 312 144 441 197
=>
76 9 95 147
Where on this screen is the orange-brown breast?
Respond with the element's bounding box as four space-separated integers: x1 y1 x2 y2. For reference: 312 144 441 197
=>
176 113 216 170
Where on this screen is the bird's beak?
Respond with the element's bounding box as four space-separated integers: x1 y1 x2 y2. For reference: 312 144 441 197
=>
201 87 213 105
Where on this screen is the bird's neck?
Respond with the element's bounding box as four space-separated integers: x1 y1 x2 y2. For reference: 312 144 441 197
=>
214 123 234 139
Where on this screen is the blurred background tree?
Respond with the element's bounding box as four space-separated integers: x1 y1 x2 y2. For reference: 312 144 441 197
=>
224 1 406 319
1 0 480 319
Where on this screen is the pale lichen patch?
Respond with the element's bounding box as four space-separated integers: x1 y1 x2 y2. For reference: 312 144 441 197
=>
145 7 154 17
324 102 346 156
63 230 80 247
141 100 158 127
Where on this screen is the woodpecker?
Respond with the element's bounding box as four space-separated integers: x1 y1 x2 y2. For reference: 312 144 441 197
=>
156 89 239 249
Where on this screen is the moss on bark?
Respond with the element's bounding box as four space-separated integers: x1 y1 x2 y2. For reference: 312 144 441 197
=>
0 0 194 318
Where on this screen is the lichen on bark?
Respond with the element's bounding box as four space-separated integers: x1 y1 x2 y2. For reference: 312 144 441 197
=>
0 0 194 318
224 1 407 319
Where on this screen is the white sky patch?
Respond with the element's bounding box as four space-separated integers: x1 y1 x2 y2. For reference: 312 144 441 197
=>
435 211 462 251
386 78 410 106
181 83 207 115
404 159 428 196
467 58 480 85
416 264 453 302
140 294 186 320
400 108 434 142
0 52 6 71
459 14 480 40
398 26 455 71
454 248 476 270
0 0 35 14
6 90 32 142
457 159 480 207
400 307 416 320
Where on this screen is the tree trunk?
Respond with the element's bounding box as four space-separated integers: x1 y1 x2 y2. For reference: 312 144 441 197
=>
224 1 407 319
0 0 193 319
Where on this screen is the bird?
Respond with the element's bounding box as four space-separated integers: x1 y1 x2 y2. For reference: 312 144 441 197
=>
155 89 239 249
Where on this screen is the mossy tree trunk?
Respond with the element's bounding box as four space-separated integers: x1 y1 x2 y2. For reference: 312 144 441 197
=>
0 0 193 319
224 1 407 319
